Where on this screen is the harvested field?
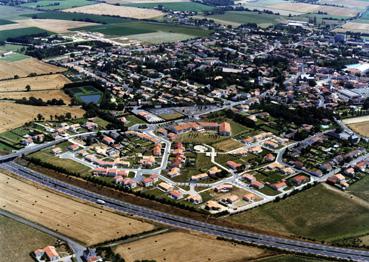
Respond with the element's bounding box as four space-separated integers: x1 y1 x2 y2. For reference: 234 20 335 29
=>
213 138 244 152
267 3 358 17
343 115 369 125
0 90 71 103
347 121 369 137
125 31 195 43
335 22 369 34
64 3 164 19
0 74 70 92
319 0 369 9
0 102 84 132
0 172 155 246
12 19 98 33
114 231 270 262
0 58 66 80
105 0 189 3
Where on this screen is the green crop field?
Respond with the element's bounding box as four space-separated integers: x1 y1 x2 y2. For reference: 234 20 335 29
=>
0 19 14 26
0 215 57 262
205 11 286 28
0 53 29 62
0 27 49 42
125 2 214 12
21 0 96 10
226 184 369 241
0 6 41 20
23 11 128 24
76 21 211 38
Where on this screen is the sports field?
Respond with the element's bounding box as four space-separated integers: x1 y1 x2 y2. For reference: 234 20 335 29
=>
0 58 66 80
114 231 271 262
0 172 155 246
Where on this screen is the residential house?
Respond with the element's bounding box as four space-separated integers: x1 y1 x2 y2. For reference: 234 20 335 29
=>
242 193 257 202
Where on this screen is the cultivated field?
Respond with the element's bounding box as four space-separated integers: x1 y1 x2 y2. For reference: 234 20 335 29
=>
21 0 96 10
267 2 358 17
0 215 57 262
125 31 201 43
335 22 369 34
319 0 369 10
226 184 369 241
347 121 369 136
0 74 70 92
0 58 66 80
64 3 164 19
0 102 84 132
114 231 271 262
12 19 98 33
0 172 155 246
105 0 190 3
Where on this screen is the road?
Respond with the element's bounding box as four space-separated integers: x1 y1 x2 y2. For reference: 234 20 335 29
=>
2 161 369 261
0 209 85 262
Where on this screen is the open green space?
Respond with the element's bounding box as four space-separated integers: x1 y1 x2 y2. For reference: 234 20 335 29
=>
0 44 27 53
30 150 91 176
0 52 29 62
75 21 211 38
0 27 49 42
21 0 96 10
125 114 146 127
23 11 128 24
205 11 286 28
226 184 369 241
125 2 214 12
0 6 41 20
177 132 226 144
0 215 57 262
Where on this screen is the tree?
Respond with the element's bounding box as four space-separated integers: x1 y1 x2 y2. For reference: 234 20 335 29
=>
36 113 43 121
25 85 31 92
65 112 72 120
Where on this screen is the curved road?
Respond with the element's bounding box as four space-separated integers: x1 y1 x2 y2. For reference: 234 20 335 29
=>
2 161 369 261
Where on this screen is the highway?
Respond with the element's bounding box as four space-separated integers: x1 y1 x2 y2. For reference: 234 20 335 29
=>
2 161 369 261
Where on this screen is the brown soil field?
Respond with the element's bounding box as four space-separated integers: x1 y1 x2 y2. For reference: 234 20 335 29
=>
0 74 71 92
0 58 67 80
64 3 164 19
0 102 84 132
267 3 359 17
348 121 369 137
0 90 71 103
114 231 271 262
335 22 369 34
0 172 155 246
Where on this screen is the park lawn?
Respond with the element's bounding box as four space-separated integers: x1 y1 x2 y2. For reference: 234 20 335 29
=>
30 150 91 176
349 176 369 202
0 215 57 262
125 2 214 12
21 0 96 10
226 184 369 241
0 27 49 42
76 21 211 38
206 11 286 28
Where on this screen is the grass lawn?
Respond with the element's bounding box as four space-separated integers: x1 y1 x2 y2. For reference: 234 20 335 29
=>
205 11 286 28
0 215 57 262
30 150 91 176
226 184 369 241
0 27 49 42
0 44 27 53
76 21 211 38
159 112 184 121
125 114 146 127
214 153 240 166
125 2 214 12
21 0 96 10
